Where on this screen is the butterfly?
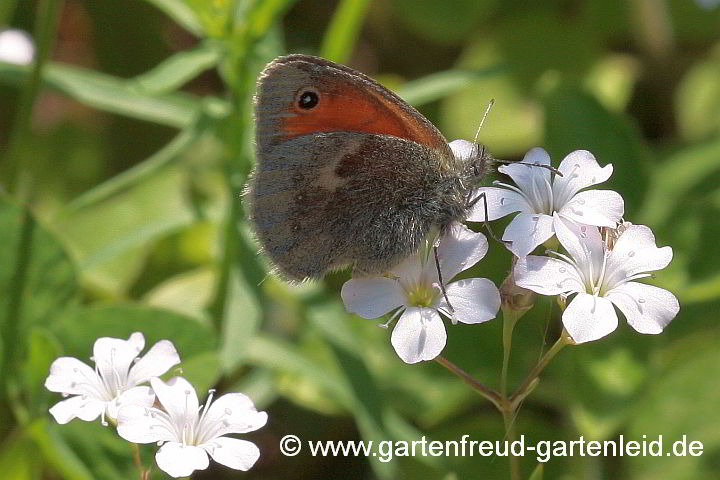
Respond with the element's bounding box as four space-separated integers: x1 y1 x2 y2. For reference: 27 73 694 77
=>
247 54 494 281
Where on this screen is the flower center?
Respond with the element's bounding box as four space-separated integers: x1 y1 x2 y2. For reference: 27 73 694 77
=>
404 281 437 308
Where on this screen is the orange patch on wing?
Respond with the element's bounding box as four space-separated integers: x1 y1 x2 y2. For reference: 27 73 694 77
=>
280 83 447 151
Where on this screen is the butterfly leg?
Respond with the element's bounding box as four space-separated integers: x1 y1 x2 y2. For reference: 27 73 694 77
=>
433 245 454 314
466 191 511 247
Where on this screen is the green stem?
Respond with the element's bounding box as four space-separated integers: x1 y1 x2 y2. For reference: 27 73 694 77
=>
502 408 521 480
434 356 503 411
500 313 518 398
510 331 571 410
2 0 62 198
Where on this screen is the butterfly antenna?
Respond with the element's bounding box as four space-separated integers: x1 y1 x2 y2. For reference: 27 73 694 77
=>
494 157 563 176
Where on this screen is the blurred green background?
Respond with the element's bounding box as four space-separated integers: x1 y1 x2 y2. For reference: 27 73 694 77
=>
1 0 720 479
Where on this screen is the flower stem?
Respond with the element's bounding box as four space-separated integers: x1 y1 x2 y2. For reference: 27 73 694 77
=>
131 443 151 480
509 330 572 410
501 408 521 480
434 356 503 410
500 313 518 398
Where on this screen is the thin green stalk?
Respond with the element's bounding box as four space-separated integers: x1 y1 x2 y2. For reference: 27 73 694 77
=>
500 313 518 398
1 209 34 405
2 0 62 197
510 331 571 410
501 408 521 480
434 356 503 410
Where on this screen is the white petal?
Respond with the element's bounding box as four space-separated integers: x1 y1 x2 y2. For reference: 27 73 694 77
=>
0 29 35 65
201 393 268 440
553 150 613 205
562 293 618 343
93 333 145 389
151 377 199 425
44 357 102 396
605 224 673 286
502 212 555 257
341 277 405 319
499 147 552 196
389 254 423 280
436 223 488 280
514 256 585 296
606 282 679 334
448 139 481 162
391 308 446 364
203 437 260 471
48 396 106 424
466 187 530 222
553 214 604 273
117 404 177 444
155 443 209 478
440 278 500 324
108 386 155 420
559 189 624 227
127 340 181 386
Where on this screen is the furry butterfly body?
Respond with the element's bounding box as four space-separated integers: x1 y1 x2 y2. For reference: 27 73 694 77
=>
248 55 492 281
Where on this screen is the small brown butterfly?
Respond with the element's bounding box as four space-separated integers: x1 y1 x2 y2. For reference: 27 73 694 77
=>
247 54 494 281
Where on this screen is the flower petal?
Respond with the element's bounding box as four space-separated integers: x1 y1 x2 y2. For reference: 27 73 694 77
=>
467 187 530 222
203 437 260 471
440 278 500 324
341 277 405 319
108 385 156 420
48 396 106 424
553 214 604 273
127 340 181 386
436 223 488 280
45 357 102 396
605 224 673 286
559 189 624 227
155 443 209 478
391 308 446 364
389 254 423 280
117 404 177 444
448 139 482 162
201 393 268 440
499 147 552 196
606 282 679 334
502 212 555 257
514 256 585 296
151 377 199 425
562 293 618 343
553 150 613 206
93 333 145 388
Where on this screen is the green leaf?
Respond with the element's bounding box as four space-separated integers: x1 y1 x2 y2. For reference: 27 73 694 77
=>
0 61 210 128
320 0 371 63
141 0 203 35
22 327 62 417
392 0 497 45
0 196 78 387
543 84 652 214
396 67 504 107
219 267 261 373
0 434 40 480
129 42 223 95
53 163 199 294
528 463 544 480
28 418 93 480
51 304 217 361
627 330 720 479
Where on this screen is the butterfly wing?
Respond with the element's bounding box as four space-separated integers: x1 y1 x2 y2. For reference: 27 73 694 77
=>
249 55 457 280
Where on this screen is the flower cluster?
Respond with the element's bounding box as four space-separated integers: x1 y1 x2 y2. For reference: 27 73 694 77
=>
340 146 679 361
45 333 267 478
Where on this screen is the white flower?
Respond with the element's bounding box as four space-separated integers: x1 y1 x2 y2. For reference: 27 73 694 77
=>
341 223 501 364
514 215 679 343
45 332 180 424
0 28 35 65
117 377 268 478
466 146 624 258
